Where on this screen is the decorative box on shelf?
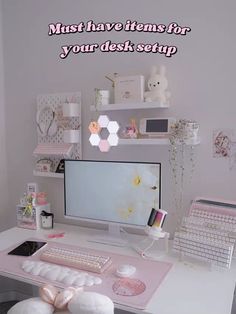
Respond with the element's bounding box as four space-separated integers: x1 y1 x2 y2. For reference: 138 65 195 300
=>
16 203 50 230
114 75 144 104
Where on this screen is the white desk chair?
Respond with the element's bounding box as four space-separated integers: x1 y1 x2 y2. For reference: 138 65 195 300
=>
7 286 114 314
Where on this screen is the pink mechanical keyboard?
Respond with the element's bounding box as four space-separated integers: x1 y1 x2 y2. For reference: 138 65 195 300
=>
40 246 112 274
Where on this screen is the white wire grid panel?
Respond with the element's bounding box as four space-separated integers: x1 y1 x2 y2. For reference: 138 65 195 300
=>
35 92 82 173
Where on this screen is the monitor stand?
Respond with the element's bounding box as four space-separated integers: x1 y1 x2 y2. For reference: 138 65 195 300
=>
87 224 128 247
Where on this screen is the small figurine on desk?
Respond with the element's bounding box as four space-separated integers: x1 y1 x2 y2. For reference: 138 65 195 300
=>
122 118 139 138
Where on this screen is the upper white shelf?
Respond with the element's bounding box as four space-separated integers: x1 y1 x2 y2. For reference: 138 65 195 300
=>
119 137 201 146
90 101 169 111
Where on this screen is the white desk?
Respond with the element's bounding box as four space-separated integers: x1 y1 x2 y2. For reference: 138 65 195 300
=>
0 223 235 314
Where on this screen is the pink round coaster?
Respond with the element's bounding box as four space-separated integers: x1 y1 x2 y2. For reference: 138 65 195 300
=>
112 278 146 296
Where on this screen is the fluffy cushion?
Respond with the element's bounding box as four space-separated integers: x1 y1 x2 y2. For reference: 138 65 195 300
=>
68 292 114 314
7 297 54 314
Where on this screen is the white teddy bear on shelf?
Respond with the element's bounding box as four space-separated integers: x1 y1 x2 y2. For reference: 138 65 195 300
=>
7 285 114 314
144 65 171 105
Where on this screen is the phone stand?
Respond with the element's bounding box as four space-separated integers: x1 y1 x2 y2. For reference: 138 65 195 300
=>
145 226 166 239
134 226 169 260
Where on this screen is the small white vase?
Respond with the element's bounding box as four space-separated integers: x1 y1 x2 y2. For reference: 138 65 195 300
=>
95 89 110 106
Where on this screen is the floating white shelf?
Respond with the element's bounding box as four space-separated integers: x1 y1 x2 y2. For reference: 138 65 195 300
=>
119 137 201 146
33 143 74 158
33 171 64 178
90 101 169 111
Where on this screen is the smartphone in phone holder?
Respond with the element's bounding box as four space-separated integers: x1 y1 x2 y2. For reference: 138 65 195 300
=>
134 209 169 260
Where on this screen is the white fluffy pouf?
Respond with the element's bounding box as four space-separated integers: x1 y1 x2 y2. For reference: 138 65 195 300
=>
7 289 114 314
68 292 114 314
7 297 54 314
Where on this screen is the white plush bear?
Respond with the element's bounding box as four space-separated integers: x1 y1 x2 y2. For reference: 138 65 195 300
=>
7 285 114 314
144 65 170 105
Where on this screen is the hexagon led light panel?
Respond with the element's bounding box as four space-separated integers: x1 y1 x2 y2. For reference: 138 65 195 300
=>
108 133 119 146
88 121 101 134
89 133 101 146
98 115 110 128
88 115 120 152
99 139 110 152
107 121 119 134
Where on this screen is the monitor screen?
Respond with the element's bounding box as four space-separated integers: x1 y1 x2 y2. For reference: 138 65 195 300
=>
64 160 161 228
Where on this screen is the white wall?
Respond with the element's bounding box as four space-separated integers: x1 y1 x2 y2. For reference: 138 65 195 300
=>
1 0 236 235
0 0 9 231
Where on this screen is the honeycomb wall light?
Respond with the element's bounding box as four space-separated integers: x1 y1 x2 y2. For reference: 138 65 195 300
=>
88 115 120 152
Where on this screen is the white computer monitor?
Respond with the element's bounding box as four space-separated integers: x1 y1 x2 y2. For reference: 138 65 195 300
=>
64 160 161 245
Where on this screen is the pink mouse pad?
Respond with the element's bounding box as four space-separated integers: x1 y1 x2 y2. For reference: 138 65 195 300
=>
0 238 172 310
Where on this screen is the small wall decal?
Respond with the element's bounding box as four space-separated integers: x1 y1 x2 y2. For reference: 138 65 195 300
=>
213 129 236 169
213 129 232 158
